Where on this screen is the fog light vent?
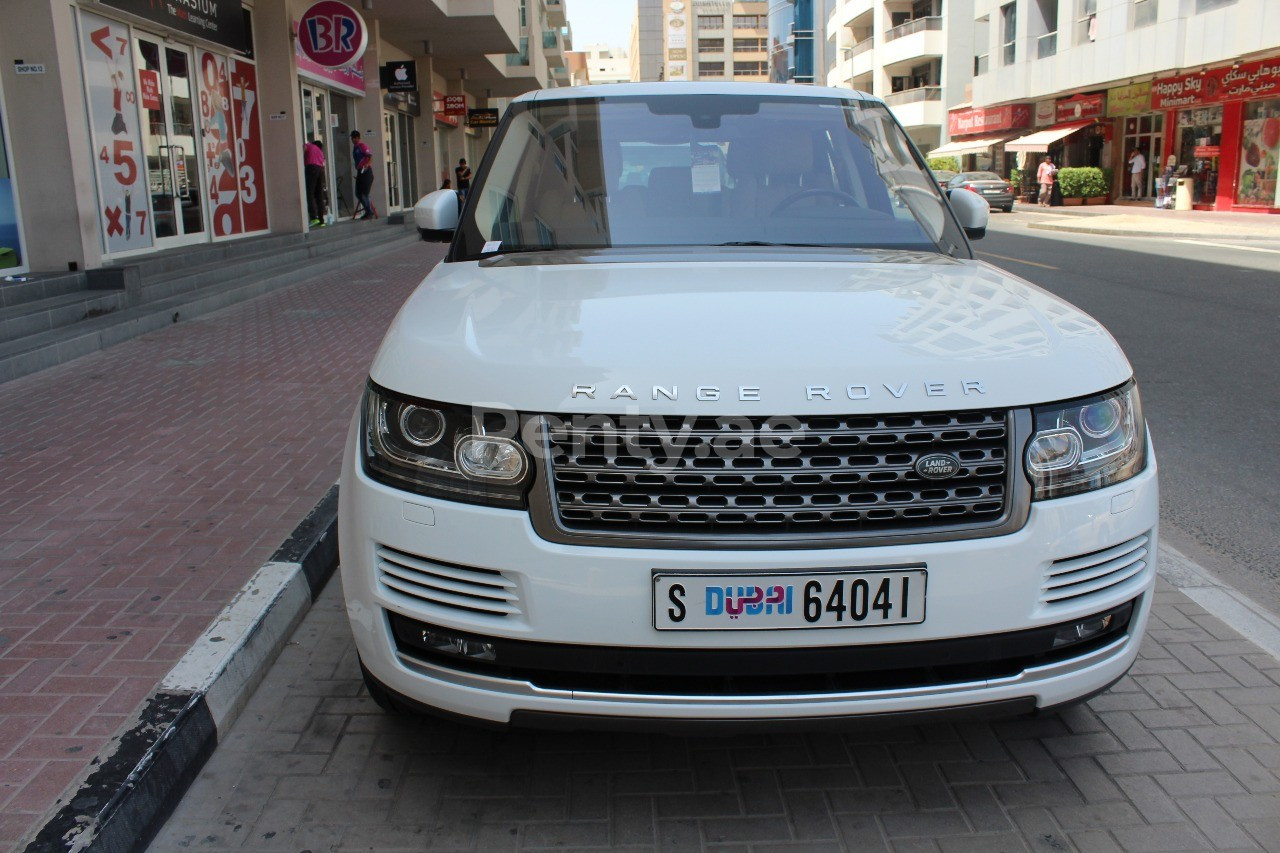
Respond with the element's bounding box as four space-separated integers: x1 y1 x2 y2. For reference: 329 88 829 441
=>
421 630 497 661
1049 601 1133 651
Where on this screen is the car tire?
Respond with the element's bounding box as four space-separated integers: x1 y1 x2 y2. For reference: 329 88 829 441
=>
1002 205 1013 213
360 659 414 715
418 228 431 242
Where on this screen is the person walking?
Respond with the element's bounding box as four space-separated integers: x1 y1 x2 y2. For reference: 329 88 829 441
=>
1128 147 1147 199
454 158 472 201
351 130 378 220
1036 155 1057 207
303 138 326 227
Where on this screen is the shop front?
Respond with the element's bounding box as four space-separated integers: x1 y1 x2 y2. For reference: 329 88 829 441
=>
296 39 365 222
938 103 1032 179
75 0 267 259
0 74 25 272
1108 81 1162 200
1151 57 1280 211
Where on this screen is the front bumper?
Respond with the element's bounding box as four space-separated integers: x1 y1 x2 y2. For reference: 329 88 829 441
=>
339 417 1159 726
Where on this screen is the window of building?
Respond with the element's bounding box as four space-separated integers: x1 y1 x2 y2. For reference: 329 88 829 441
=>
733 15 761 29
733 37 767 52
1075 0 1097 43
733 60 767 76
1000 2 1017 65
1132 0 1157 26
1034 0 1058 58
1235 98 1280 208
697 14 724 29
973 15 990 75
699 38 725 52
698 61 725 77
1194 0 1235 10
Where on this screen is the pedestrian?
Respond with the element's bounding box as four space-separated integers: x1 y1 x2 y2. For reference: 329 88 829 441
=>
351 130 378 220
454 158 472 201
1128 147 1147 199
303 137 326 227
1036 155 1057 207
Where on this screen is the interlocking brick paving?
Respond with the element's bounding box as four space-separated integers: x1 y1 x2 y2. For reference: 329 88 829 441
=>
153 577 1280 852
0 240 447 850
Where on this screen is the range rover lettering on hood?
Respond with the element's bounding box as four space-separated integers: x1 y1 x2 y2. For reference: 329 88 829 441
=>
570 381 988 402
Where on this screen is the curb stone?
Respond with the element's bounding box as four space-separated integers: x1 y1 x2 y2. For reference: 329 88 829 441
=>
23 485 341 853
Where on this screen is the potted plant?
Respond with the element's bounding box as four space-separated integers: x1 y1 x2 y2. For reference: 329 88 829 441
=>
1056 167 1108 205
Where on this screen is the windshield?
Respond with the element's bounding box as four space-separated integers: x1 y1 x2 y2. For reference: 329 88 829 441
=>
453 94 966 260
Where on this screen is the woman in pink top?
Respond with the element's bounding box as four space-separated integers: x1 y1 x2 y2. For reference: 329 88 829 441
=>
1036 155 1057 207
304 138 326 226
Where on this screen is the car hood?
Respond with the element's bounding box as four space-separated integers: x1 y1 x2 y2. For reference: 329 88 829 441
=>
369 254 1132 415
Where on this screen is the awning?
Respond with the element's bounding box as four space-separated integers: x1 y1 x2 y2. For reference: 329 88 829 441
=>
1004 121 1094 153
926 134 1010 158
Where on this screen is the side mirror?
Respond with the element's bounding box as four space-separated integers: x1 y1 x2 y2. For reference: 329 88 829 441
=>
414 189 460 242
948 187 989 240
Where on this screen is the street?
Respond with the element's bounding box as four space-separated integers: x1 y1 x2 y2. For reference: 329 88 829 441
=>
148 218 1280 852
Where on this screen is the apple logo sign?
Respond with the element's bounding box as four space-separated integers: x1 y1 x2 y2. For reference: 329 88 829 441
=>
395 66 408 81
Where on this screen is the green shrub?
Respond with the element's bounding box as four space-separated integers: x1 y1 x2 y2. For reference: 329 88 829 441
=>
1010 167 1023 189
1056 167 1108 198
927 156 960 172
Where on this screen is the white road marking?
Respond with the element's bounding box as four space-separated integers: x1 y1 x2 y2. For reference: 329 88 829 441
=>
1175 239 1280 255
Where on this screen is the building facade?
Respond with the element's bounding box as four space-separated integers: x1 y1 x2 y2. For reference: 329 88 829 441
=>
0 0 568 274
963 0 1280 209
568 44 632 85
824 0 974 154
632 0 771 82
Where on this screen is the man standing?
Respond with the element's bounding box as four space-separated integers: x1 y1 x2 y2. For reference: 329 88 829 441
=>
1129 147 1147 199
1036 155 1057 207
351 130 378 220
454 158 472 201
303 137 326 227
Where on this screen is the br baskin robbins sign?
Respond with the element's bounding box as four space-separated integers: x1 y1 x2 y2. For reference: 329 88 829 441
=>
101 0 246 52
1151 58 1280 110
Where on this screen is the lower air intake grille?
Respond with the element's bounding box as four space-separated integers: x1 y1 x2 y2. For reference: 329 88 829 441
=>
1042 533 1150 605
376 545 520 618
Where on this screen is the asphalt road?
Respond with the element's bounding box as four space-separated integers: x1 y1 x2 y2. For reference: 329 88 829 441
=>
978 211 1280 616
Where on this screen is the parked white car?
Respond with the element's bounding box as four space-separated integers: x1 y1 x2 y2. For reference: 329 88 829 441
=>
341 83 1157 730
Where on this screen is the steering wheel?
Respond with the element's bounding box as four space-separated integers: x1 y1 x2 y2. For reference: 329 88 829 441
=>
770 188 861 215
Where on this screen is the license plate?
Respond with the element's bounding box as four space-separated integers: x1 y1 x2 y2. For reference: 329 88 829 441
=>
982 189 1001 194
653 569 927 631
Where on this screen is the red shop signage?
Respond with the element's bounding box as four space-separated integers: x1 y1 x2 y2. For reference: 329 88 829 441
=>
1056 93 1106 123
433 91 458 127
297 0 368 69
443 94 467 115
948 103 1031 136
1151 57 1280 109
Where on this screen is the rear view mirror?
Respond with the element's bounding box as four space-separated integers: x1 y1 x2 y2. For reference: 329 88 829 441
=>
414 189 461 241
948 188 989 240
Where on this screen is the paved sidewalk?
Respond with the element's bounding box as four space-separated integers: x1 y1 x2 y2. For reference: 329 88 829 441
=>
0 240 446 850
154 573 1280 852
1018 204 1280 240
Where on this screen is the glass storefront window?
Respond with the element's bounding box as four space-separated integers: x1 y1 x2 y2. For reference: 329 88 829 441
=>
0 88 24 270
1236 98 1280 208
1176 105 1223 204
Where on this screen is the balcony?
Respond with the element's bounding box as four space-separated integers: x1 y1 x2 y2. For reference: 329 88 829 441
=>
1036 31 1057 59
545 0 566 27
883 87 944 129
847 40 874 79
833 0 875 28
879 17 944 67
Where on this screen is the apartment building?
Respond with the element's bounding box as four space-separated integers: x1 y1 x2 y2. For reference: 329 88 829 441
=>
632 0 771 82
0 0 570 274
825 0 974 154
568 44 633 85
962 0 1280 210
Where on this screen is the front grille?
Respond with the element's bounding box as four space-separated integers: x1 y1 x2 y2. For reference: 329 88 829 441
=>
542 409 1011 539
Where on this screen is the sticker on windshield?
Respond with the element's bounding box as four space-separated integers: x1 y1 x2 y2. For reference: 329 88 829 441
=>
691 146 722 194
482 240 502 253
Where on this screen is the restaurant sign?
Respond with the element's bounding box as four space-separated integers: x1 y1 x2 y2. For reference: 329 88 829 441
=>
1056 93 1106 124
1151 57 1280 109
948 103 1031 136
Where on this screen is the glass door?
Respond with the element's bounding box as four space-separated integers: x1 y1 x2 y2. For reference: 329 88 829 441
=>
135 37 206 246
299 84 336 224
382 111 401 210
396 112 416 205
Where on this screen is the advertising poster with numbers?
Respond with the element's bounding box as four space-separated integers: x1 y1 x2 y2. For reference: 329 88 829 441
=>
197 50 242 237
79 10 153 252
230 59 267 233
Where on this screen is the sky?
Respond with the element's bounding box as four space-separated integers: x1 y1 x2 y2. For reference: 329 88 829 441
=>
565 0 636 52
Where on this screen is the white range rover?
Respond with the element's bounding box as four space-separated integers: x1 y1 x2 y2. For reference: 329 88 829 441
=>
339 83 1158 730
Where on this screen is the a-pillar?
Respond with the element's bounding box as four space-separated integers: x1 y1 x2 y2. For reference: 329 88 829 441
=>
255 0 305 234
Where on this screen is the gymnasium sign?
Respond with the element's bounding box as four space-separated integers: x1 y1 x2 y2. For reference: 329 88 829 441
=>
297 0 367 69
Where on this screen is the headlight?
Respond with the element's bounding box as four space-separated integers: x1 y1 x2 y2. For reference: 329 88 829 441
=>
1025 382 1146 500
362 383 530 507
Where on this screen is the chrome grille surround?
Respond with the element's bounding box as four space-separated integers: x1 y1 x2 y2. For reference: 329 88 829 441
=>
528 409 1031 549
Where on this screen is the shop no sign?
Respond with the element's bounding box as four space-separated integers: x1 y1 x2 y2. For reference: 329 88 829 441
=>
297 0 368 69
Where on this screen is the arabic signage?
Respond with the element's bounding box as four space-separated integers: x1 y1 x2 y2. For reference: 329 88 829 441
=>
948 103 1031 136
79 10 153 253
1151 57 1280 110
101 0 246 52
297 0 367 69
1056 93 1106 123
380 61 416 92
1107 81 1151 117
467 108 499 128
